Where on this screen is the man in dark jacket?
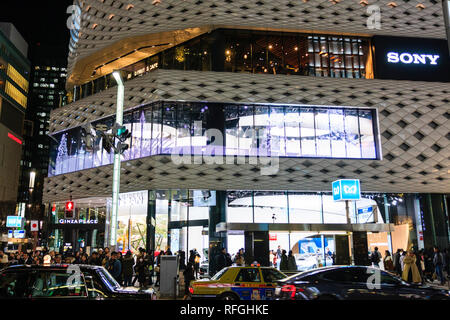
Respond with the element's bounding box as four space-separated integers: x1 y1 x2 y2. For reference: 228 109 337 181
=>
280 250 289 271
106 252 122 283
433 246 445 285
214 248 228 275
88 251 102 266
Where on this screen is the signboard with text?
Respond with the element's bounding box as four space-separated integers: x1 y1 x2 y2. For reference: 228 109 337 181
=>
332 179 361 201
373 36 450 82
6 216 23 228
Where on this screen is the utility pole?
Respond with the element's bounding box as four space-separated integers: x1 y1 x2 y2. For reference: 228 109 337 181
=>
110 71 125 249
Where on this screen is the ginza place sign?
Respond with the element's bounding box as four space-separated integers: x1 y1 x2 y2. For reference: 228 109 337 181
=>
387 52 440 65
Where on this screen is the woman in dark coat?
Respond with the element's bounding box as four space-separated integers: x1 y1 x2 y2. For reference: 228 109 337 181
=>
287 250 297 271
280 250 289 271
122 251 135 287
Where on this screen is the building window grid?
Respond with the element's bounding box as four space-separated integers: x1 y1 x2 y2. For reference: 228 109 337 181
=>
68 31 371 104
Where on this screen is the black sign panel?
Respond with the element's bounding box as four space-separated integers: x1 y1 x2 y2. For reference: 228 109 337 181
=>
373 36 450 82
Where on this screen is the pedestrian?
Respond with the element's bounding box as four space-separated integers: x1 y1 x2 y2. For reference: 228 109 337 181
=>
88 251 101 266
79 253 88 264
370 247 382 268
234 249 245 266
122 250 135 287
400 250 407 272
183 262 195 299
280 250 289 271
269 250 275 267
276 246 282 260
194 250 201 279
105 252 122 283
155 250 164 287
402 250 421 284
433 246 445 285
214 248 228 275
287 250 297 271
383 250 394 272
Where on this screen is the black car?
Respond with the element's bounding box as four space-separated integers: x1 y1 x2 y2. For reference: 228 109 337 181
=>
275 266 450 300
0 264 156 300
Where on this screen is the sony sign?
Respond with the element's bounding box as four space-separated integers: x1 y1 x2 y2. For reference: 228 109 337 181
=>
387 52 440 65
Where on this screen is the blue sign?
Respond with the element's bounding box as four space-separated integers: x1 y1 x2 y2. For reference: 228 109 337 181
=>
6 216 23 228
8 230 25 239
358 206 373 215
332 179 361 201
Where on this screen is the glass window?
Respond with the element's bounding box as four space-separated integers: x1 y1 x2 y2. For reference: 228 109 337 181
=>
131 110 143 159
322 193 353 224
31 271 88 297
0 272 29 298
285 106 301 157
288 193 323 223
227 191 253 223
225 105 239 156
240 105 256 157
329 108 346 158
359 110 376 159
300 107 316 156
267 34 283 75
321 269 353 282
252 32 267 74
170 190 189 222
253 191 288 223
269 106 285 157
344 109 361 158
261 268 286 282
235 268 261 282
151 103 162 155
315 108 331 157
141 105 153 157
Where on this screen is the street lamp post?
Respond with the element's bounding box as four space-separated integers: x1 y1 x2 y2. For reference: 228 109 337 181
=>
110 71 124 249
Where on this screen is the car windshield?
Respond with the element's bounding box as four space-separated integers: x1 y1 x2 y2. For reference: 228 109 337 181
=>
211 267 228 280
97 267 121 290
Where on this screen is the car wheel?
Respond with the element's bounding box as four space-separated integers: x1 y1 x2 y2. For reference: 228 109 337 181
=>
316 294 337 300
220 293 239 300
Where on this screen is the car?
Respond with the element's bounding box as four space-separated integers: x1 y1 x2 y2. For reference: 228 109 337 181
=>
189 265 287 300
275 265 450 300
295 254 333 271
0 264 156 300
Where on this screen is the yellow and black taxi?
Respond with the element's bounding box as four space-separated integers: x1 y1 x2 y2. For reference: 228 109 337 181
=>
189 265 287 300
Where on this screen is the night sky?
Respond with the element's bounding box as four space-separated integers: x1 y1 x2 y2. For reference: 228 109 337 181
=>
0 0 74 61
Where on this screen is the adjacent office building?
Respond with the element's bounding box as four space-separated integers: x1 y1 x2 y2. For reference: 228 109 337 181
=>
17 45 67 240
0 23 30 243
43 1 449 271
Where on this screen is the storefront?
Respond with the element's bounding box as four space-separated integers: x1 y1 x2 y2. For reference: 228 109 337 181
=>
47 197 106 253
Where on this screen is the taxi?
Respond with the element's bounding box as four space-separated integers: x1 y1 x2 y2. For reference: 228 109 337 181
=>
189 265 287 300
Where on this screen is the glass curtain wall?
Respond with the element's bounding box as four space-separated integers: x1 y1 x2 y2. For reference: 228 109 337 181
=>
68 29 372 103
49 102 379 176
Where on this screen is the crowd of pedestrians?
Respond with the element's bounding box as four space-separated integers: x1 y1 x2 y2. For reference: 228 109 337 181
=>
377 246 449 286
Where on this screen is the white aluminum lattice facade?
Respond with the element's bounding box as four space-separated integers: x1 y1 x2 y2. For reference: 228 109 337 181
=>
44 0 450 202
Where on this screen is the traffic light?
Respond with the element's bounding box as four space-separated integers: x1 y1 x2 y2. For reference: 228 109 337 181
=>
81 123 94 152
65 201 75 219
117 142 129 155
117 125 131 142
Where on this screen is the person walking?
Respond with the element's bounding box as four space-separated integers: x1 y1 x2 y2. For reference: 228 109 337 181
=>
122 251 135 287
402 250 422 284
287 250 297 271
433 246 445 285
280 250 289 271
383 250 394 272
370 247 382 268
183 262 195 299
400 250 407 272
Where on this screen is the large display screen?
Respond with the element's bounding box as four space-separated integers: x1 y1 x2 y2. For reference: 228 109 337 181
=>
373 36 450 82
